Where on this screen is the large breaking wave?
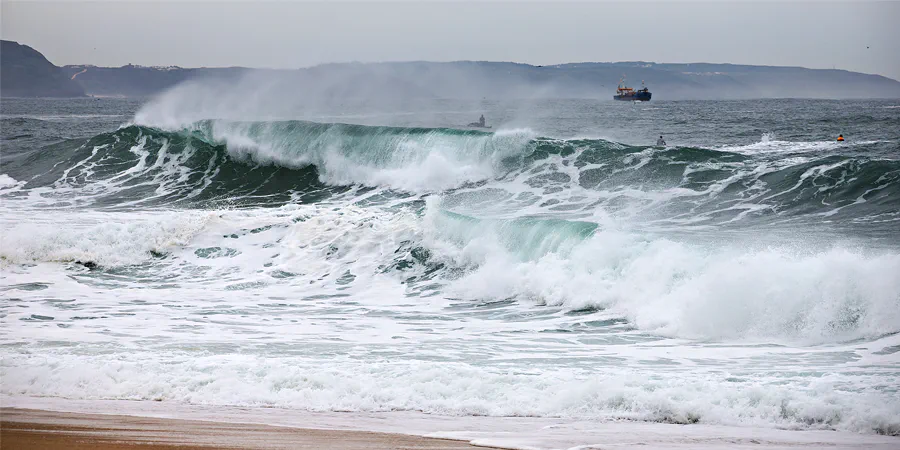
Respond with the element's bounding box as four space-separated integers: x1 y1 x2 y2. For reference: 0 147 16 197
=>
5 120 899 229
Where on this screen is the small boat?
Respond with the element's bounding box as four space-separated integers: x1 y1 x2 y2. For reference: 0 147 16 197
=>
467 115 491 128
614 76 652 102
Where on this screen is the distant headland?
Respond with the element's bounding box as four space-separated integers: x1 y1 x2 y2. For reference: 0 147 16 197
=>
0 40 85 97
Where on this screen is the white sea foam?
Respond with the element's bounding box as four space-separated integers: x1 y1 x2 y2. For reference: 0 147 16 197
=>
5 199 898 343
4 100 900 440
0 174 19 187
0 209 212 266
3 349 899 435
2 198 899 436
439 224 900 342
0 174 23 193
720 133 879 155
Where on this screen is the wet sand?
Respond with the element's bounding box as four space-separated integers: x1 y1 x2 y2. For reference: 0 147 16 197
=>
0 408 497 450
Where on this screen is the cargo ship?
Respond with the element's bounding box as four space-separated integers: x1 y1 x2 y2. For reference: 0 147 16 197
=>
614 76 652 101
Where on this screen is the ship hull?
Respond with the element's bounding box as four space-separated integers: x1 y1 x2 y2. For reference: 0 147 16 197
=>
614 92 652 101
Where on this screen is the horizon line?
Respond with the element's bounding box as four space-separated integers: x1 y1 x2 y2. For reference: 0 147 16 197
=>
57 59 895 81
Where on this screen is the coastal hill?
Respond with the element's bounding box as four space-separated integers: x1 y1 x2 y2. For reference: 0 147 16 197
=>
58 60 900 100
0 40 84 98
3 40 899 100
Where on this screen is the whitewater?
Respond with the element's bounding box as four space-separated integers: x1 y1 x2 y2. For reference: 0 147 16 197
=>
2 96 899 449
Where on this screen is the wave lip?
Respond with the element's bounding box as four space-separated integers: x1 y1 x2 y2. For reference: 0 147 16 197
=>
190 120 535 192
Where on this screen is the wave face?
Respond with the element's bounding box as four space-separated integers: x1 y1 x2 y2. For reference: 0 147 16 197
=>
2 98 900 439
5 119 899 229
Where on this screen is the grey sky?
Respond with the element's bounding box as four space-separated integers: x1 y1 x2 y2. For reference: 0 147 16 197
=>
3 1 899 80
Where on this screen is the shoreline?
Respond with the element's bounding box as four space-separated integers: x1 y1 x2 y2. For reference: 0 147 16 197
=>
0 408 499 450
2 397 898 450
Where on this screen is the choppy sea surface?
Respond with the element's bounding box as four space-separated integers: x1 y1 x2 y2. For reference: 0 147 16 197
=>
2 96 899 449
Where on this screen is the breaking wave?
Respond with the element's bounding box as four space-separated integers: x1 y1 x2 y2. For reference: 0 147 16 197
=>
4 120 898 228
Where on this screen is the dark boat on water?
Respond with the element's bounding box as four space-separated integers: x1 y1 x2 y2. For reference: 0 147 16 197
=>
614 77 652 102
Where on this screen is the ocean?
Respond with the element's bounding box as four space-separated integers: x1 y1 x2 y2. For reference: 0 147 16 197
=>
1 96 899 448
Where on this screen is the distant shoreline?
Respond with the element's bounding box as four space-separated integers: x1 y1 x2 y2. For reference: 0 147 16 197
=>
4 40 900 100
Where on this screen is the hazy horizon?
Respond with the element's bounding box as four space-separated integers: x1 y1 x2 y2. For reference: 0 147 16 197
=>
2 1 899 81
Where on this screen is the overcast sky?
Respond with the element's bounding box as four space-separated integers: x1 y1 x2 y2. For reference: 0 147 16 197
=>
3 1 899 80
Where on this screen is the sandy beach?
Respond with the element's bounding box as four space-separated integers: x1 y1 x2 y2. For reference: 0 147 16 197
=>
0 408 497 450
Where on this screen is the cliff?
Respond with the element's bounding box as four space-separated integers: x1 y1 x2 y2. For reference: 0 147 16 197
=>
1 40 85 98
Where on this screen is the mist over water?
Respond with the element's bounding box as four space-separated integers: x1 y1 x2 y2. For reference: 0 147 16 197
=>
2 88 900 445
